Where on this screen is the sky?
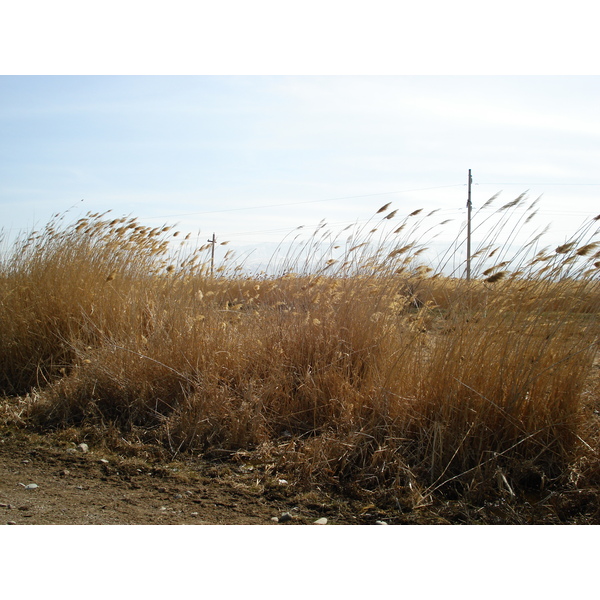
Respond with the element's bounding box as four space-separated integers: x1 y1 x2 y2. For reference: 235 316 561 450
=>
1 1 600 275
1 74 599 272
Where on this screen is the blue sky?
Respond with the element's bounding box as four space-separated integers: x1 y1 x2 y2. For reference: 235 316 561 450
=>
2 75 600 271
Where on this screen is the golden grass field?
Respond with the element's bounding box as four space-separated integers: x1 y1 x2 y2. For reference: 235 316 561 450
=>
2 196 599 522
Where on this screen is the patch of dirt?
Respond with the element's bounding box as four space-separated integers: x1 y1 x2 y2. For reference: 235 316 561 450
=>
0 426 399 525
3 424 600 525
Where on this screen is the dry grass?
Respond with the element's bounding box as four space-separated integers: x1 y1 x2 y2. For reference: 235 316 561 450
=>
1 198 599 510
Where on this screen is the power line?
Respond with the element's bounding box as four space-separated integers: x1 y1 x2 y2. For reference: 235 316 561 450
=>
213 209 471 239
143 182 597 223
476 182 600 186
185 207 597 242
141 184 465 220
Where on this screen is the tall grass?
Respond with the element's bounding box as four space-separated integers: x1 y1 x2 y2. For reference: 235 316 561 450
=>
1 198 599 502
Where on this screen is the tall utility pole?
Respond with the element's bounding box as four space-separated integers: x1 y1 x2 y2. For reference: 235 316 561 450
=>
466 169 472 281
208 233 216 277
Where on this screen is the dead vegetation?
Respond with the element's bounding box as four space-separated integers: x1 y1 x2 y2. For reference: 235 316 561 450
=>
1 197 599 523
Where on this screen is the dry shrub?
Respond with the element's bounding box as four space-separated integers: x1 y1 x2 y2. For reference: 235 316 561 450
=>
2 198 599 504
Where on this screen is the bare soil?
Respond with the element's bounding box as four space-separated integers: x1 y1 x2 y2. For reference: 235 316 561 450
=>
0 426 330 525
2 421 600 525
0 425 413 525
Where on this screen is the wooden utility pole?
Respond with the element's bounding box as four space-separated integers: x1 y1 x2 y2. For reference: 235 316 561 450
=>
208 233 216 277
466 169 472 281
